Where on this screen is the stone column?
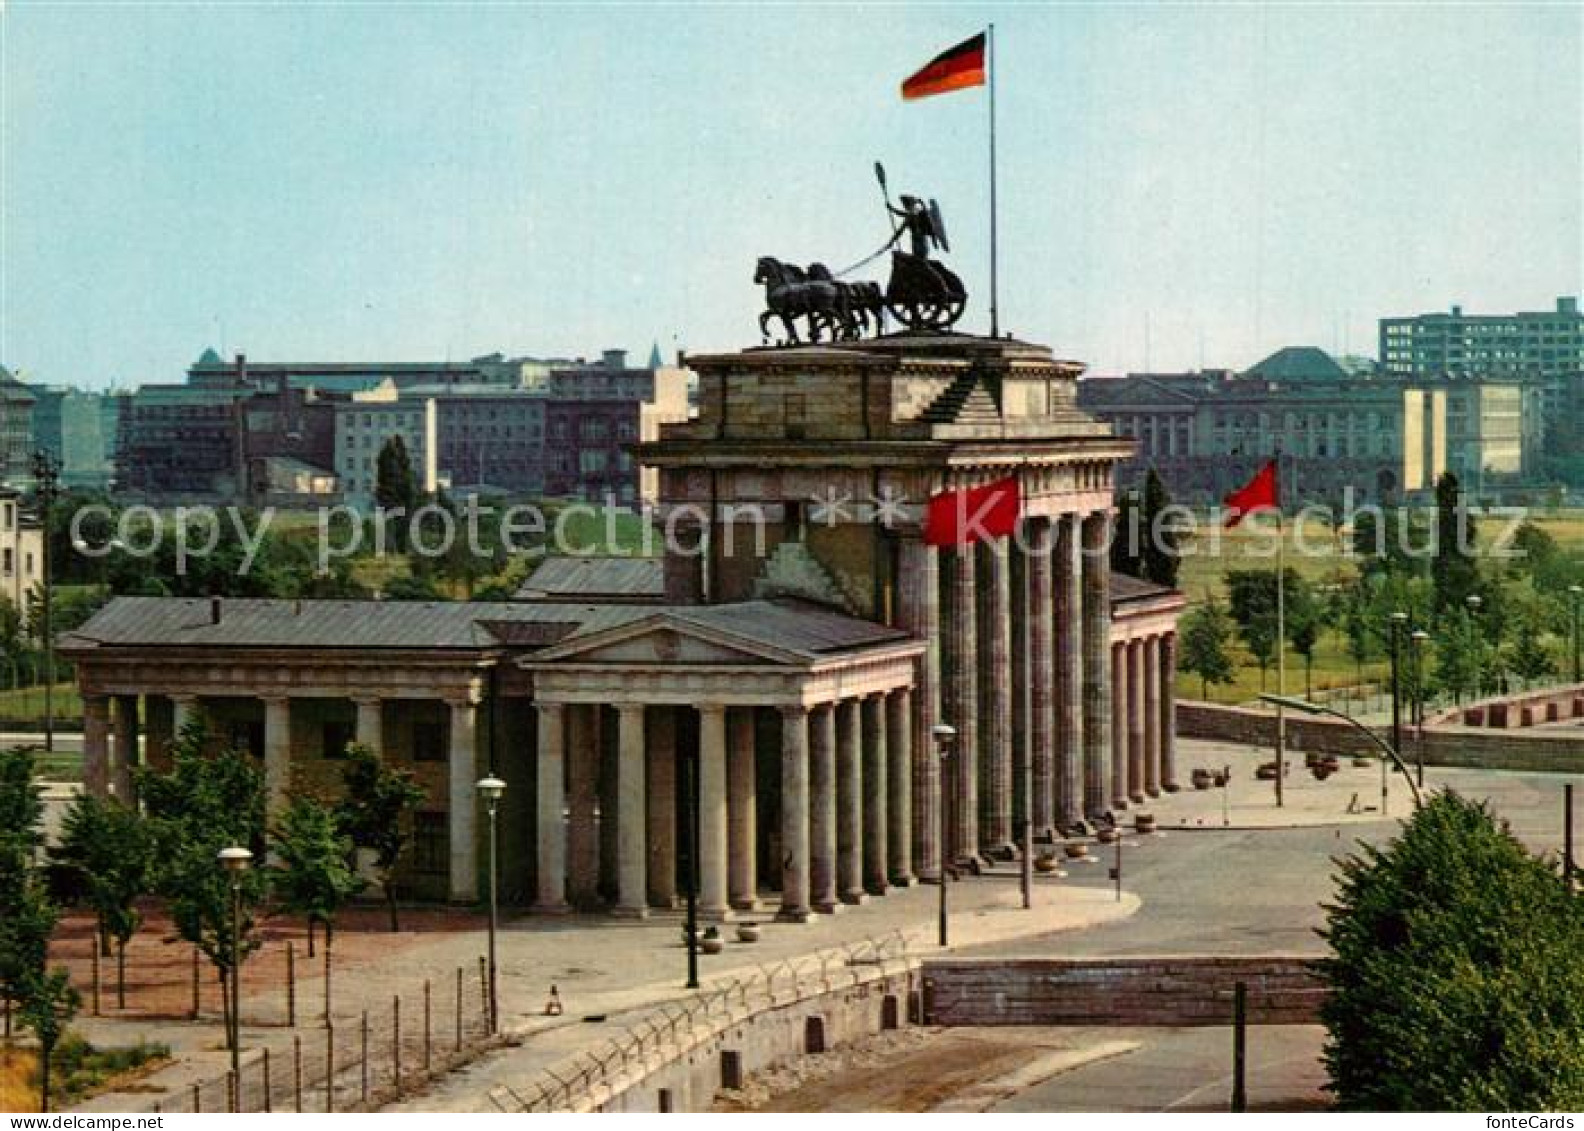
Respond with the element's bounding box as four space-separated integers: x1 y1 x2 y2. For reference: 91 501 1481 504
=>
81 694 110 798
646 706 678 909
1055 516 1085 829
613 703 648 918
1144 635 1163 798
111 695 138 803
263 697 292 818
978 539 1014 857
946 544 979 864
1028 518 1056 838
895 532 941 881
353 696 383 756
727 707 758 911
534 703 570 913
835 700 865 905
861 693 888 895
885 689 914 886
566 704 600 908
1127 641 1146 804
1111 643 1128 813
172 694 198 738
697 704 730 920
1081 510 1114 821
778 706 812 922
446 696 479 903
809 703 838 914
1160 632 1180 792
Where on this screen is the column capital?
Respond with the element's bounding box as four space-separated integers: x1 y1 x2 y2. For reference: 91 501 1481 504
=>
779 703 808 723
442 691 480 709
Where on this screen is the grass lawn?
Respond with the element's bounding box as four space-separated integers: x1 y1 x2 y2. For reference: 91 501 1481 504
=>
0 682 82 726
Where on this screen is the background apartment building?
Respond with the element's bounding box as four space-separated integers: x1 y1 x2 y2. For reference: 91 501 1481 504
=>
0 486 43 621
0 367 36 487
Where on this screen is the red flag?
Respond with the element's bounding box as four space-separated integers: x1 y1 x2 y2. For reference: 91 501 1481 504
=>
924 477 1020 547
901 32 987 100
1223 460 1279 528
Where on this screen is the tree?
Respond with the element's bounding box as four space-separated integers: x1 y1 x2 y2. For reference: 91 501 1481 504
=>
1507 606 1558 683
1431 472 1479 614
1284 574 1322 697
0 746 53 1038
1225 570 1280 690
1139 469 1182 588
51 795 153 1006
1179 596 1235 699
335 745 425 932
138 718 268 1042
1109 488 1143 578
1320 792 1584 1109
1435 608 1482 704
271 796 363 959
375 436 420 550
18 968 79 1113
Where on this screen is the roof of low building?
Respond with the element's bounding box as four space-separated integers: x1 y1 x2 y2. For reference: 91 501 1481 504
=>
516 556 665 603
1111 573 1185 605
1240 346 1349 383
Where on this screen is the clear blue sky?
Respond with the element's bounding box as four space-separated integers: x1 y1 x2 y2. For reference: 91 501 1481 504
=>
2 2 1579 389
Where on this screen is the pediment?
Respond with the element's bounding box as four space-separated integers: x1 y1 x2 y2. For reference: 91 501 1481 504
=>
529 616 804 668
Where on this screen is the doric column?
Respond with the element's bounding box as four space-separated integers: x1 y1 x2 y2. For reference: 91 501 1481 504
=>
1127 640 1146 805
895 532 941 881
1028 518 1056 838
1111 643 1128 812
777 706 812 922
861 693 888 895
1081 510 1114 821
885 689 915 886
646 706 678 909
1160 632 1180 792
809 703 838 914
171 694 199 739
353 696 383 755
566 704 600 908
727 707 758 911
697 704 730 920
534 703 570 913
946 544 979 863
111 695 138 803
835 699 865 905
612 703 648 918
1144 635 1163 798
263 697 293 818
446 695 479 902
978 539 1013 856
1055 516 1085 829
81 694 110 798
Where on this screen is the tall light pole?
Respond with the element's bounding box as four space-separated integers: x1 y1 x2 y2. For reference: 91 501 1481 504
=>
30 450 60 752
476 775 505 1034
1466 594 1484 698
1388 611 1408 770
933 723 956 948
1410 629 1430 789
1259 694 1424 811
1569 584 1582 686
218 845 253 1105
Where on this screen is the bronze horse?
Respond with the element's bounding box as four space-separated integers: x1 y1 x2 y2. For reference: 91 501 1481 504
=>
755 257 841 344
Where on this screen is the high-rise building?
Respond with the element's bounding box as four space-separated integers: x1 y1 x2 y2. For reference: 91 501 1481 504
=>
1380 297 1583 380
0 367 36 487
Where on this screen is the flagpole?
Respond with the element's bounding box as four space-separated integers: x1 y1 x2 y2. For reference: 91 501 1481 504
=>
1275 450 1286 809
987 22 999 340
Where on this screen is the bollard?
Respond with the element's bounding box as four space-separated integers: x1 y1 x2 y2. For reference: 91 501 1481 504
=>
286 941 296 1027
192 947 202 1019
90 942 101 1016
478 956 489 1033
423 979 433 1072
227 1070 237 1114
1231 980 1248 1113
393 994 402 1092
191 1081 201 1113
262 1046 272 1113
293 1035 303 1112
455 967 464 1051
325 1022 335 1113
360 1010 370 1103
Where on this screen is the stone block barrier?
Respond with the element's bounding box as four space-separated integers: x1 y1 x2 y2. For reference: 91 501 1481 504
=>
921 955 1326 1027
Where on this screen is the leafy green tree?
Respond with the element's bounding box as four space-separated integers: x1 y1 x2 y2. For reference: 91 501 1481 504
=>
1431 472 1479 614
138 718 267 1041
1283 573 1321 697
1225 570 1280 690
1506 606 1558 683
1179 596 1236 699
1320 792 1584 1110
1435 607 1482 704
335 744 425 932
51 795 153 1005
1109 488 1143 578
1139 469 1182 588
375 435 420 550
382 572 446 602
271 796 363 959
0 746 54 1039
18 967 79 1113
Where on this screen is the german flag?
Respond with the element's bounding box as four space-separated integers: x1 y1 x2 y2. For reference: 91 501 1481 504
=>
901 31 987 100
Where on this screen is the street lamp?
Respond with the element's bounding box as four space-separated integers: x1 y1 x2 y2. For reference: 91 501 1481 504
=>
1387 611 1408 768
1465 594 1484 698
72 536 124 601
1259 694 1424 811
932 723 956 948
217 844 253 1104
1410 629 1431 789
1569 584 1582 685
476 775 505 1034
30 450 60 753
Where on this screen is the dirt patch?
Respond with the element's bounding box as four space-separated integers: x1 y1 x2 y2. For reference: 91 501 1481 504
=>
714 1029 1081 1113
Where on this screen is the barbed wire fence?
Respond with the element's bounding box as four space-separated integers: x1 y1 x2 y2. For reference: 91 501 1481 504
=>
492 929 915 1114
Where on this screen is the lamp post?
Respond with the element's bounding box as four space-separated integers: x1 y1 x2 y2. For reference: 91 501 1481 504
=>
1465 594 1484 697
476 775 505 1033
1387 612 1408 772
1410 629 1430 789
30 450 60 752
1569 584 1582 686
1259 694 1424 811
72 536 123 601
933 723 956 948
217 845 253 1103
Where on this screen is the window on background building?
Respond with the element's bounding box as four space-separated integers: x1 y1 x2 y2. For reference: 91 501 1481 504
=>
581 450 608 474
1 548 11 575
412 721 446 763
